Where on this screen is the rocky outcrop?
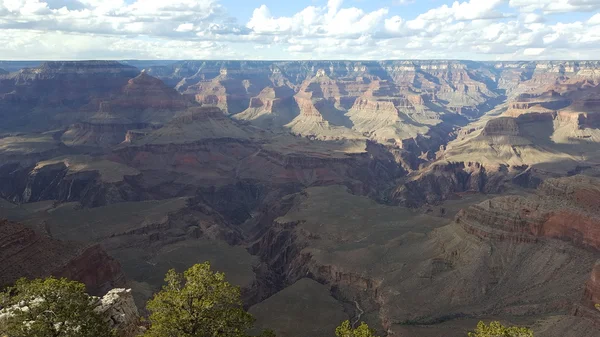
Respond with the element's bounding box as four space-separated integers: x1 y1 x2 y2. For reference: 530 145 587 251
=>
96 288 142 337
0 219 125 295
0 288 141 337
457 175 600 250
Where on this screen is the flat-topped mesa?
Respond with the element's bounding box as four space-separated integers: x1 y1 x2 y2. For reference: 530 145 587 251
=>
4 61 138 94
0 219 125 295
170 106 227 123
506 90 572 116
457 176 600 250
480 117 521 136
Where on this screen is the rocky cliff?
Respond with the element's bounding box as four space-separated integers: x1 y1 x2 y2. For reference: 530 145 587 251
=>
0 61 140 131
0 219 125 295
247 176 600 336
457 176 600 249
0 155 143 207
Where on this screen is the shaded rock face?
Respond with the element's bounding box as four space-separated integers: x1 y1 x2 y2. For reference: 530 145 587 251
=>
61 121 157 148
481 117 520 136
0 61 140 131
391 162 511 207
0 220 125 295
0 162 144 207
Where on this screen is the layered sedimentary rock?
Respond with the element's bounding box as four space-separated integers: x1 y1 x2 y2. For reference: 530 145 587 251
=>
2 59 600 337
0 155 142 207
180 66 273 114
0 219 124 295
62 72 194 147
457 176 600 249
250 177 600 336
116 107 404 194
391 161 512 207
234 86 299 128
0 61 140 131
433 82 600 200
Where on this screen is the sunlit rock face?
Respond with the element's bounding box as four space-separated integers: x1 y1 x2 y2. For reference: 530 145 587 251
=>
2 59 600 337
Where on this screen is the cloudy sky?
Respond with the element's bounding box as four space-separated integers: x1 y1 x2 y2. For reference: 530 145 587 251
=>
1 0 600 60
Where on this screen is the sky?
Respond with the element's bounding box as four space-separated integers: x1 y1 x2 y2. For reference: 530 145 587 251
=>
1 0 600 60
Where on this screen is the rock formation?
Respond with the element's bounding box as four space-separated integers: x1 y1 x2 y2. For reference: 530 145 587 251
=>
96 288 143 337
0 155 143 207
234 86 299 128
0 287 142 337
0 61 140 131
0 219 125 295
62 71 194 147
249 176 600 336
2 59 600 337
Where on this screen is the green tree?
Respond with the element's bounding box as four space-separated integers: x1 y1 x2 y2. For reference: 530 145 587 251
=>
335 320 379 337
0 277 113 337
468 321 533 337
144 262 271 337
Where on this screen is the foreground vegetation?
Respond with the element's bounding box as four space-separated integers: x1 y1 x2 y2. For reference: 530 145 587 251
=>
0 263 535 337
468 321 533 337
143 262 273 337
0 277 112 337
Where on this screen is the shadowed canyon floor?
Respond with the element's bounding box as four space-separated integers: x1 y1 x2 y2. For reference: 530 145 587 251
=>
2 60 600 336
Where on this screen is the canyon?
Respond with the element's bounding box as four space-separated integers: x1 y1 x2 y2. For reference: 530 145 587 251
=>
1 59 600 336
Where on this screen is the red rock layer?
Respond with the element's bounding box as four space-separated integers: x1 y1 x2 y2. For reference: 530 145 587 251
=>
0 219 125 295
457 176 600 250
102 72 192 112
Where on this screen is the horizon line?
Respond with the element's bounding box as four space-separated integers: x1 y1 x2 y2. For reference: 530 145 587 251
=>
2 59 600 63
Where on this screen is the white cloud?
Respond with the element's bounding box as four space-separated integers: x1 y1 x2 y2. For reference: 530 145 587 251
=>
247 0 388 38
509 0 600 13
1 0 600 60
589 13 600 25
